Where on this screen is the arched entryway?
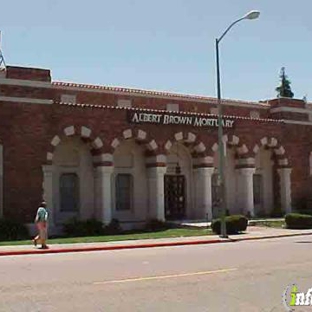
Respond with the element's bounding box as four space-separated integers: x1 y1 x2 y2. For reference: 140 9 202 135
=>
52 137 94 224
165 142 192 220
164 132 210 220
109 128 162 225
42 126 105 231
253 137 291 216
112 139 148 223
254 146 274 215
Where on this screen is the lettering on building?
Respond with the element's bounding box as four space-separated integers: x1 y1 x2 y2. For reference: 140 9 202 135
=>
128 111 235 128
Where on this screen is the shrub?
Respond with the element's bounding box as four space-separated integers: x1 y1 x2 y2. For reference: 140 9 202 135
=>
270 208 284 218
285 213 312 229
63 218 104 237
255 210 269 218
145 219 169 231
292 209 312 216
211 215 248 235
0 219 29 241
103 218 122 235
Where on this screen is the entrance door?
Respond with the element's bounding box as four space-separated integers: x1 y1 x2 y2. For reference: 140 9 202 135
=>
164 175 186 220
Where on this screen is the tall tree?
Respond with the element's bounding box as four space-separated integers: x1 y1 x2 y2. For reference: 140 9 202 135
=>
275 67 294 98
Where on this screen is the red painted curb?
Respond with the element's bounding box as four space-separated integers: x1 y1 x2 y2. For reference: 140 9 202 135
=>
0 239 233 257
235 232 312 242
0 232 311 257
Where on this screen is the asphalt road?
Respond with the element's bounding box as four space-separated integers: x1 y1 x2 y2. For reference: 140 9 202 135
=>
0 236 312 312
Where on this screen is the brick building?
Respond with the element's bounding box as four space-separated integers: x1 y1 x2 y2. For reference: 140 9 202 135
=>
0 65 311 233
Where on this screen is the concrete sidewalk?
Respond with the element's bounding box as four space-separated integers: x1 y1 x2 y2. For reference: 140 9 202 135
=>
169 218 284 228
0 226 312 257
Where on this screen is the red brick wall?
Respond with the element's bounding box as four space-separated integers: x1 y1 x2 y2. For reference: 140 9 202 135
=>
0 102 52 221
0 85 53 100
53 88 266 118
0 66 311 222
270 112 309 121
269 98 305 109
1 100 309 222
6 66 51 82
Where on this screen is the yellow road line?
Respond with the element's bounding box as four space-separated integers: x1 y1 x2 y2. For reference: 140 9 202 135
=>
94 268 237 285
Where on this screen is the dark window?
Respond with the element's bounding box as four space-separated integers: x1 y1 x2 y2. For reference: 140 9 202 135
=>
60 173 79 212
115 174 133 211
253 174 263 206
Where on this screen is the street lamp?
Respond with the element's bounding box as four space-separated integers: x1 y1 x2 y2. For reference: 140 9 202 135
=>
216 10 260 238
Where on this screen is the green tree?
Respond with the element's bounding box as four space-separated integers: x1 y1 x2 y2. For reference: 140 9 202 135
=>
275 67 294 98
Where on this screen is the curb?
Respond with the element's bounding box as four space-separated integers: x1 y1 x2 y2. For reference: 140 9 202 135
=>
234 232 312 242
0 232 312 257
0 239 233 257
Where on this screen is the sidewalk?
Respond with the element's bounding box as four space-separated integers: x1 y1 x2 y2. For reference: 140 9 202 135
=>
0 226 312 257
169 218 284 228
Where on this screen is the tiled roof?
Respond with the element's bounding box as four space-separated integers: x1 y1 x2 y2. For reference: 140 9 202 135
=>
52 81 270 108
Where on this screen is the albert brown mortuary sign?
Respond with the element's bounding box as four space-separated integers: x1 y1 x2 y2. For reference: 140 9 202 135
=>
127 111 235 128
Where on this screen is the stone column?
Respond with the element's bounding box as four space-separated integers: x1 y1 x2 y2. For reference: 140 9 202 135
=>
95 166 113 225
278 168 292 214
147 166 166 221
42 165 55 227
236 167 256 217
194 167 214 221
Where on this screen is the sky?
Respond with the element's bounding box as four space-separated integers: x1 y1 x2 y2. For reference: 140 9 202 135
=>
1 0 312 102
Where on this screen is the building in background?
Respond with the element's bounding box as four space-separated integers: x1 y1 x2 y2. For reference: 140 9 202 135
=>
0 65 310 233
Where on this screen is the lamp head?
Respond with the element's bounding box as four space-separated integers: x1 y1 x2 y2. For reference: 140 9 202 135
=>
243 10 260 20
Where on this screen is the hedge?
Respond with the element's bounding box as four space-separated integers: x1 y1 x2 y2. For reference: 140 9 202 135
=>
211 215 248 235
63 218 104 237
63 218 122 237
145 219 171 231
285 213 312 229
0 219 29 241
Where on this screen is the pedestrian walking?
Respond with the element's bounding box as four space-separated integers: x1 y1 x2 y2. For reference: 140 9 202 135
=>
33 201 49 249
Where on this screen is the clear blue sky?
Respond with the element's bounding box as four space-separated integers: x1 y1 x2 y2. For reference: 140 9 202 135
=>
1 0 311 102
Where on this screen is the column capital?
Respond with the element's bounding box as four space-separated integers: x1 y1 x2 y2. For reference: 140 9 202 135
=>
42 165 54 177
92 153 113 166
236 167 256 176
193 156 214 169
235 157 255 168
277 158 290 168
95 166 114 174
277 167 292 175
147 166 167 177
194 167 215 177
146 154 167 168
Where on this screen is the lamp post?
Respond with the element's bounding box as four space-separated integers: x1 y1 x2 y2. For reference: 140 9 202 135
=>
216 10 260 238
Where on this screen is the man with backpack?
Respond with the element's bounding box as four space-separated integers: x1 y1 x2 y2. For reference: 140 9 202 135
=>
33 201 49 249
